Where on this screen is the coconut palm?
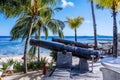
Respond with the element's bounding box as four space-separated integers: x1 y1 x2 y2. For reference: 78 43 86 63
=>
0 0 29 17
23 0 61 73
10 7 65 68
31 6 64 61
93 0 120 57
2 0 60 73
67 16 84 42
28 15 65 61
90 0 98 50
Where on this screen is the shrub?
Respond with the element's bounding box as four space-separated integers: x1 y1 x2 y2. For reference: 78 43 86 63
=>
27 57 48 70
14 62 24 72
27 61 37 70
2 59 15 70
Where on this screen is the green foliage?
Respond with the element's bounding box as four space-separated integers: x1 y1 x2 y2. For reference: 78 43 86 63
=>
14 62 24 72
2 59 14 70
27 61 37 70
93 0 120 12
27 57 47 70
1 59 23 72
7 59 14 65
50 51 57 61
2 62 8 70
67 16 84 29
28 46 37 60
67 16 84 41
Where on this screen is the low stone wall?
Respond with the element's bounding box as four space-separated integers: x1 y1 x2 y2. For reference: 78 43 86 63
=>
100 67 120 80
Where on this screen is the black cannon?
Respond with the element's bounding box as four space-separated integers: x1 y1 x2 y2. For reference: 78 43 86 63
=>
52 38 93 48
30 39 99 61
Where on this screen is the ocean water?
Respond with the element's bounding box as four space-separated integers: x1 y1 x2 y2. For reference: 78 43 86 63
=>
0 36 113 56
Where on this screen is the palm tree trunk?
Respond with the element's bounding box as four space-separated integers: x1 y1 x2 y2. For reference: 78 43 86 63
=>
23 15 34 73
91 0 98 50
113 9 118 58
75 29 77 42
38 27 41 61
38 47 40 60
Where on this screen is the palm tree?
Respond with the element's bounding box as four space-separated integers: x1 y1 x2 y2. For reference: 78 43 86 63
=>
67 16 84 42
29 6 64 61
93 0 120 57
1 0 60 73
10 8 65 71
0 0 29 18
23 0 61 73
29 15 65 61
90 0 98 50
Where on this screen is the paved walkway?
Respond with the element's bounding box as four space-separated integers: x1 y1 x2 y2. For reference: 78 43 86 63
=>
42 57 103 80
2 70 43 80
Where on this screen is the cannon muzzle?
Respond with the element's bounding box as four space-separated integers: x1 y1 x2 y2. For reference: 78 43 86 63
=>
30 39 99 61
52 38 93 48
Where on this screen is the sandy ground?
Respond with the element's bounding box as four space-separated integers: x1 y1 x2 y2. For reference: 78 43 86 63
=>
0 54 52 63
0 54 52 80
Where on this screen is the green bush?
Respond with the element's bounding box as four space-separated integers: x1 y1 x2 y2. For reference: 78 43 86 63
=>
1 57 49 72
14 62 24 72
27 57 47 70
2 62 8 70
27 61 37 70
2 59 15 70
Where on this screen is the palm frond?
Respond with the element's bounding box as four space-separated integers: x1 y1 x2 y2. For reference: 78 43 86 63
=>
67 16 84 29
93 0 120 12
54 7 63 12
40 0 60 6
58 29 64 38
39 6 53 22
10 13 32 41
28 46 37 59
47 20 58 34
42 26 48 39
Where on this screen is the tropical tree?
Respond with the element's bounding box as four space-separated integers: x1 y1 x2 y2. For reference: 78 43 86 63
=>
22 0 61 73
0 0 29 18
28 9 65 61
10 6 65 72
1 0 60 73
90 0 98 50
67 16 84 42
36 7 64 61
93 0 120 57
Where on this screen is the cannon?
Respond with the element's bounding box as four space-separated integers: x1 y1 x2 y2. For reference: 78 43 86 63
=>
30 39 99 61
52 38 93 48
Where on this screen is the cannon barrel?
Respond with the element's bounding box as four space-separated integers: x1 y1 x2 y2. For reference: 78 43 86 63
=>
52 38 93 48
30 39 99 61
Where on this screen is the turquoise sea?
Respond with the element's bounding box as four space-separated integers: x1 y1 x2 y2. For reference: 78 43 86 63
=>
0 36 113 56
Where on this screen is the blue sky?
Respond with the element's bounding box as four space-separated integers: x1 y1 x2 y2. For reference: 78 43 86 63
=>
0 0 120 36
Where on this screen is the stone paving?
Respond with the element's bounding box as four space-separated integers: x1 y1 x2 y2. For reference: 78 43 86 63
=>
42 57 103 80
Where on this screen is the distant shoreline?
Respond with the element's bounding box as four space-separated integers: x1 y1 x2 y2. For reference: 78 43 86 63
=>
0 35 113 38
88 39 112 41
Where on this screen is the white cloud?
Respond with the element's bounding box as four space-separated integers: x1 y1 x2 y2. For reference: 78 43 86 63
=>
61 0 74 8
